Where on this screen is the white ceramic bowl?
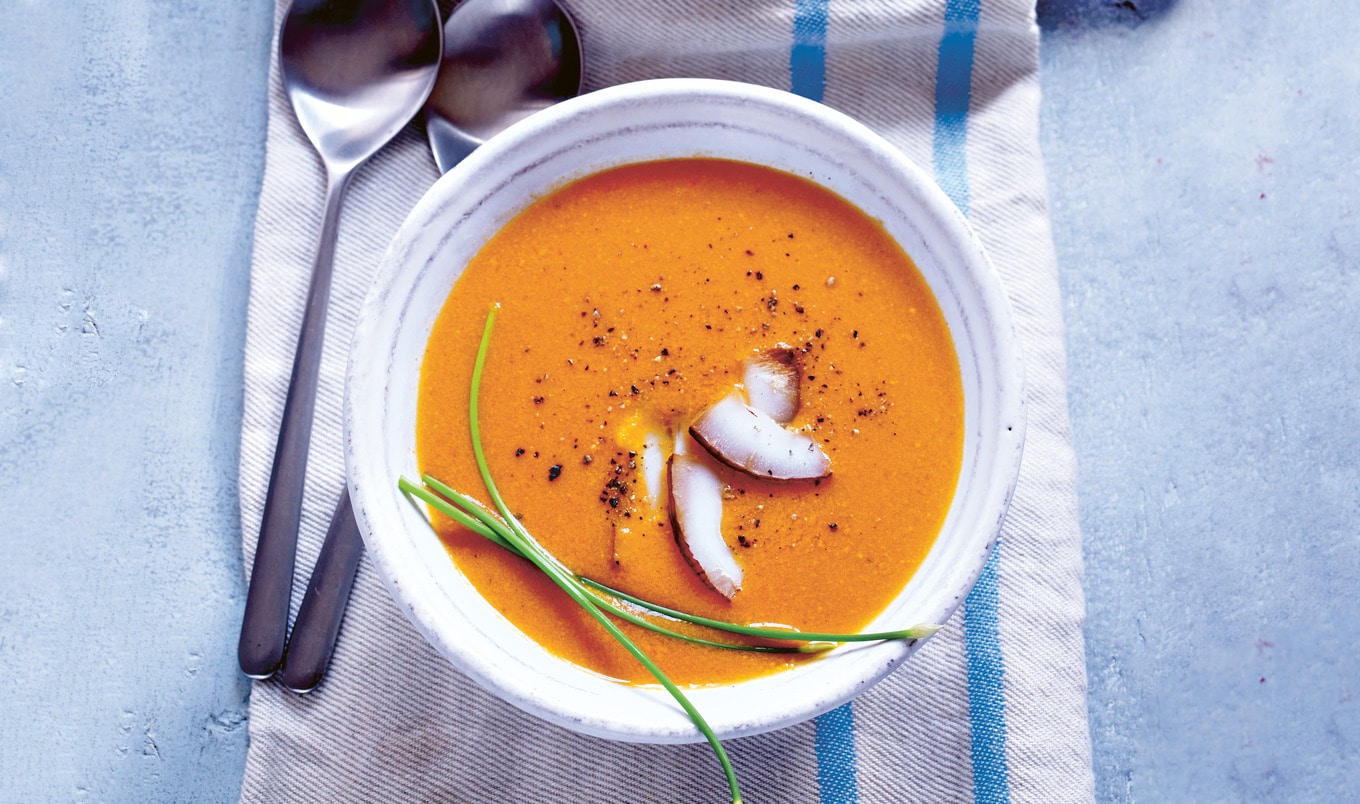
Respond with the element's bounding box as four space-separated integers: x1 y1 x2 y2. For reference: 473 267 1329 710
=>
346 78 1026 743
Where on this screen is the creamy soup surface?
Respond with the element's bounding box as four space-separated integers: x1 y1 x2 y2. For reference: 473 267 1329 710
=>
416 159 963 685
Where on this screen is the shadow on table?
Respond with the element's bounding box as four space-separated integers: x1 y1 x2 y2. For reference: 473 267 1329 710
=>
1037 0 1179 30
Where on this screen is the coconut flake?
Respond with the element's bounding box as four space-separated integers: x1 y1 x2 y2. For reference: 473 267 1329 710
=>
742 347 800 424
668 453 742 598
639 430 666 508
689 394 831 481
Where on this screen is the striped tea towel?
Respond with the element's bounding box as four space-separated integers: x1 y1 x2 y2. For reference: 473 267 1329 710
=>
238 0 1094 800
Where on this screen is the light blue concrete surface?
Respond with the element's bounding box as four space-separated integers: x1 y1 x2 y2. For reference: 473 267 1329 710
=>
1039 0 1360 799
1 0 1356 800
0 1 272 799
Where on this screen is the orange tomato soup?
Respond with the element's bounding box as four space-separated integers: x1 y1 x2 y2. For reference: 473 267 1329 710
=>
416 159 962 685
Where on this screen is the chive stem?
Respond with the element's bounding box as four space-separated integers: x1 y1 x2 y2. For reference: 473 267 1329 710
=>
466 304 742 803
399 304 935 804
399 476 517 551
402 476 819 655
580 588 828 654
579 578 940 642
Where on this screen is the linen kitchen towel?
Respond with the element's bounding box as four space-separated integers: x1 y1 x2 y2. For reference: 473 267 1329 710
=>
238 0 1094 801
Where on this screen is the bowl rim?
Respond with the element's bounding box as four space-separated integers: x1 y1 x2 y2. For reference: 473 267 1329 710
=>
345 77 1027 742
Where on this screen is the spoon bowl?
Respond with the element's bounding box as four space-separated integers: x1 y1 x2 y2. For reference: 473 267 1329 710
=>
281 0 444 167
424 0 582 172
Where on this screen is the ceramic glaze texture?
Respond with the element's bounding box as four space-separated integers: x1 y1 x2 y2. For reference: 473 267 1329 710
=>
345 79 1025 742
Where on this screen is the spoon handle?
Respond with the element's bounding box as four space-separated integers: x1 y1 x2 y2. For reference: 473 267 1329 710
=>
280 488 364 693
275 142 477 687
239 168 353 680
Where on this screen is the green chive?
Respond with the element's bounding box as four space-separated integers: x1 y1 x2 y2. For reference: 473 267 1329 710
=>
465 305 742 803
579 578 941 642
397 304 940 804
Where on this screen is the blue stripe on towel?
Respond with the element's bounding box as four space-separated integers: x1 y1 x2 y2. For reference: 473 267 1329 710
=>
933 0 977 214
815 703 858 803
964 552 1010 803
791 0 828 101
789 4 858 802
934 1 1014 800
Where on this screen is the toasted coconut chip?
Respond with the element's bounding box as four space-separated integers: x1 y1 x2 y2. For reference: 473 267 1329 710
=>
689 394 831 481
640 430 666 508
668 453 742 599
742 347 800 424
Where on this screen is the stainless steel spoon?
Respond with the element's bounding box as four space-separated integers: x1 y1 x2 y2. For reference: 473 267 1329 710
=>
425 0 583 173
238 0 442 682
276 0 583 694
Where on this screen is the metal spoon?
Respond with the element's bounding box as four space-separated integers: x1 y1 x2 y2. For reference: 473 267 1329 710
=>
425 0 583 173
238 0 442 682
276 0 583 693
